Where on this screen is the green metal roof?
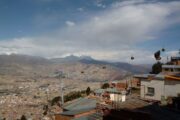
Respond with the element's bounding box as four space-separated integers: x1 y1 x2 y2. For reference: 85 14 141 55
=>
63 97 97 111
72 116 89 120
61 108 94 116
106 88 121 94
94 89 105 94
94 88 121 94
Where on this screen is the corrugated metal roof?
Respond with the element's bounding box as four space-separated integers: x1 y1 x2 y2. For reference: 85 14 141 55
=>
94 89 105 94
162 65 180 68
106 88 121 94
154 74 165 80
60 108 94 116
63 97 97 111
134 74 165 80
134 74 155 79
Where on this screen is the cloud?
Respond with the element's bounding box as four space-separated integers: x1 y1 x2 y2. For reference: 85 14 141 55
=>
65 21 75 27
94 0 106 8
0 0 180 64
77 8 84 12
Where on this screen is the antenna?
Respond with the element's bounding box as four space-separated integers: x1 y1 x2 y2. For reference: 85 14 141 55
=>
60 72 65 105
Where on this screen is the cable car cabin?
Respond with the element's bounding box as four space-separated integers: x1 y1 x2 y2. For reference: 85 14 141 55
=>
154 50 161 60
131 56 134 60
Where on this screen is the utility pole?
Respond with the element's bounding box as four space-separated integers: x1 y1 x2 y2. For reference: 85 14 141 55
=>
58 71 64 106
60 76 64 105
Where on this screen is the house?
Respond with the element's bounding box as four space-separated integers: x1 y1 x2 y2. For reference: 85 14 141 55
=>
106 88 126 102
55 108 96 120
94 88 126 102
55 97 98 120
134 56 180 101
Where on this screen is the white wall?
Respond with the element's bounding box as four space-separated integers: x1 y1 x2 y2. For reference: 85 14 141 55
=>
110 93 125 102
141 79 164 101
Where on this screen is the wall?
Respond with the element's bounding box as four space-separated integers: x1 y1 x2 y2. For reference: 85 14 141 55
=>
110 93 123 102
165 80 180 98
140 79 164 101
55 110 96 120
74 110 96 118
55 114 72 120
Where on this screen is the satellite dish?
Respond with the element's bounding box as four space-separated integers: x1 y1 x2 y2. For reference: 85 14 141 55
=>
154 50 161 60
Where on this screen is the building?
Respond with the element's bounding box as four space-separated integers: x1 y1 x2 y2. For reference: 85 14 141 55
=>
134 56 180 101
94 88 126 103
55 97 98 120
106 88 126 102
55 108 97 120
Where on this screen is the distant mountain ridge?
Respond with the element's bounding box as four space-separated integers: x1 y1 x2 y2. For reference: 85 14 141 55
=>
50 55 93 63
0 54 151 74
51 55 150 73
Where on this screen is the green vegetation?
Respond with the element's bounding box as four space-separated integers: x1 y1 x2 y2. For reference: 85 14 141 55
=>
101 83 110 89
51 90 88 106
151 62 162 74
51 96 61 106
20 115 27 120
86 87 91 95
64 91 82 102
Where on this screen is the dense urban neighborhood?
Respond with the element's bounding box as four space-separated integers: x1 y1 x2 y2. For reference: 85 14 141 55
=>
0 52 180 120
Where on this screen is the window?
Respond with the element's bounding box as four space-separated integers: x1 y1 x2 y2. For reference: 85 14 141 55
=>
146 87 155 96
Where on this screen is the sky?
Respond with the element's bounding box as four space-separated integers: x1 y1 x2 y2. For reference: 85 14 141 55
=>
0 0 180 64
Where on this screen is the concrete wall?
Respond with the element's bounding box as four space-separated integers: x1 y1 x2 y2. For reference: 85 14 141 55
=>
55 114 72 120
140 79 164 101
110 93 125 102
165 80 180 98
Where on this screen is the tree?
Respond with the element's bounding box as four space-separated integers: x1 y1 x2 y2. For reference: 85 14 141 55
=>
51 96 61 106
20 115 27 120
86 87 91 95
101 83 109 89
151 62 162 74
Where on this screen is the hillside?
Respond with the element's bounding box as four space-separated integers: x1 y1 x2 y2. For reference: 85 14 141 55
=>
0 54 151 81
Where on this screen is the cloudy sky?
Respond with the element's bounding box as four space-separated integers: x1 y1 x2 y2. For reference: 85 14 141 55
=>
0 0 180 64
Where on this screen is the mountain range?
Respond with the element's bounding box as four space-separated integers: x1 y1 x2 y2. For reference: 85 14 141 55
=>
51 55 151 73
0 54 151 81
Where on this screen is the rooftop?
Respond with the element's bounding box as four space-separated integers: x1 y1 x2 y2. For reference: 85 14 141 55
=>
106 88 122 94
60 108 95 116
94 89 105 94
171 57 180 60
63 97 97 111
162 65 180 69
134 74 155 79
